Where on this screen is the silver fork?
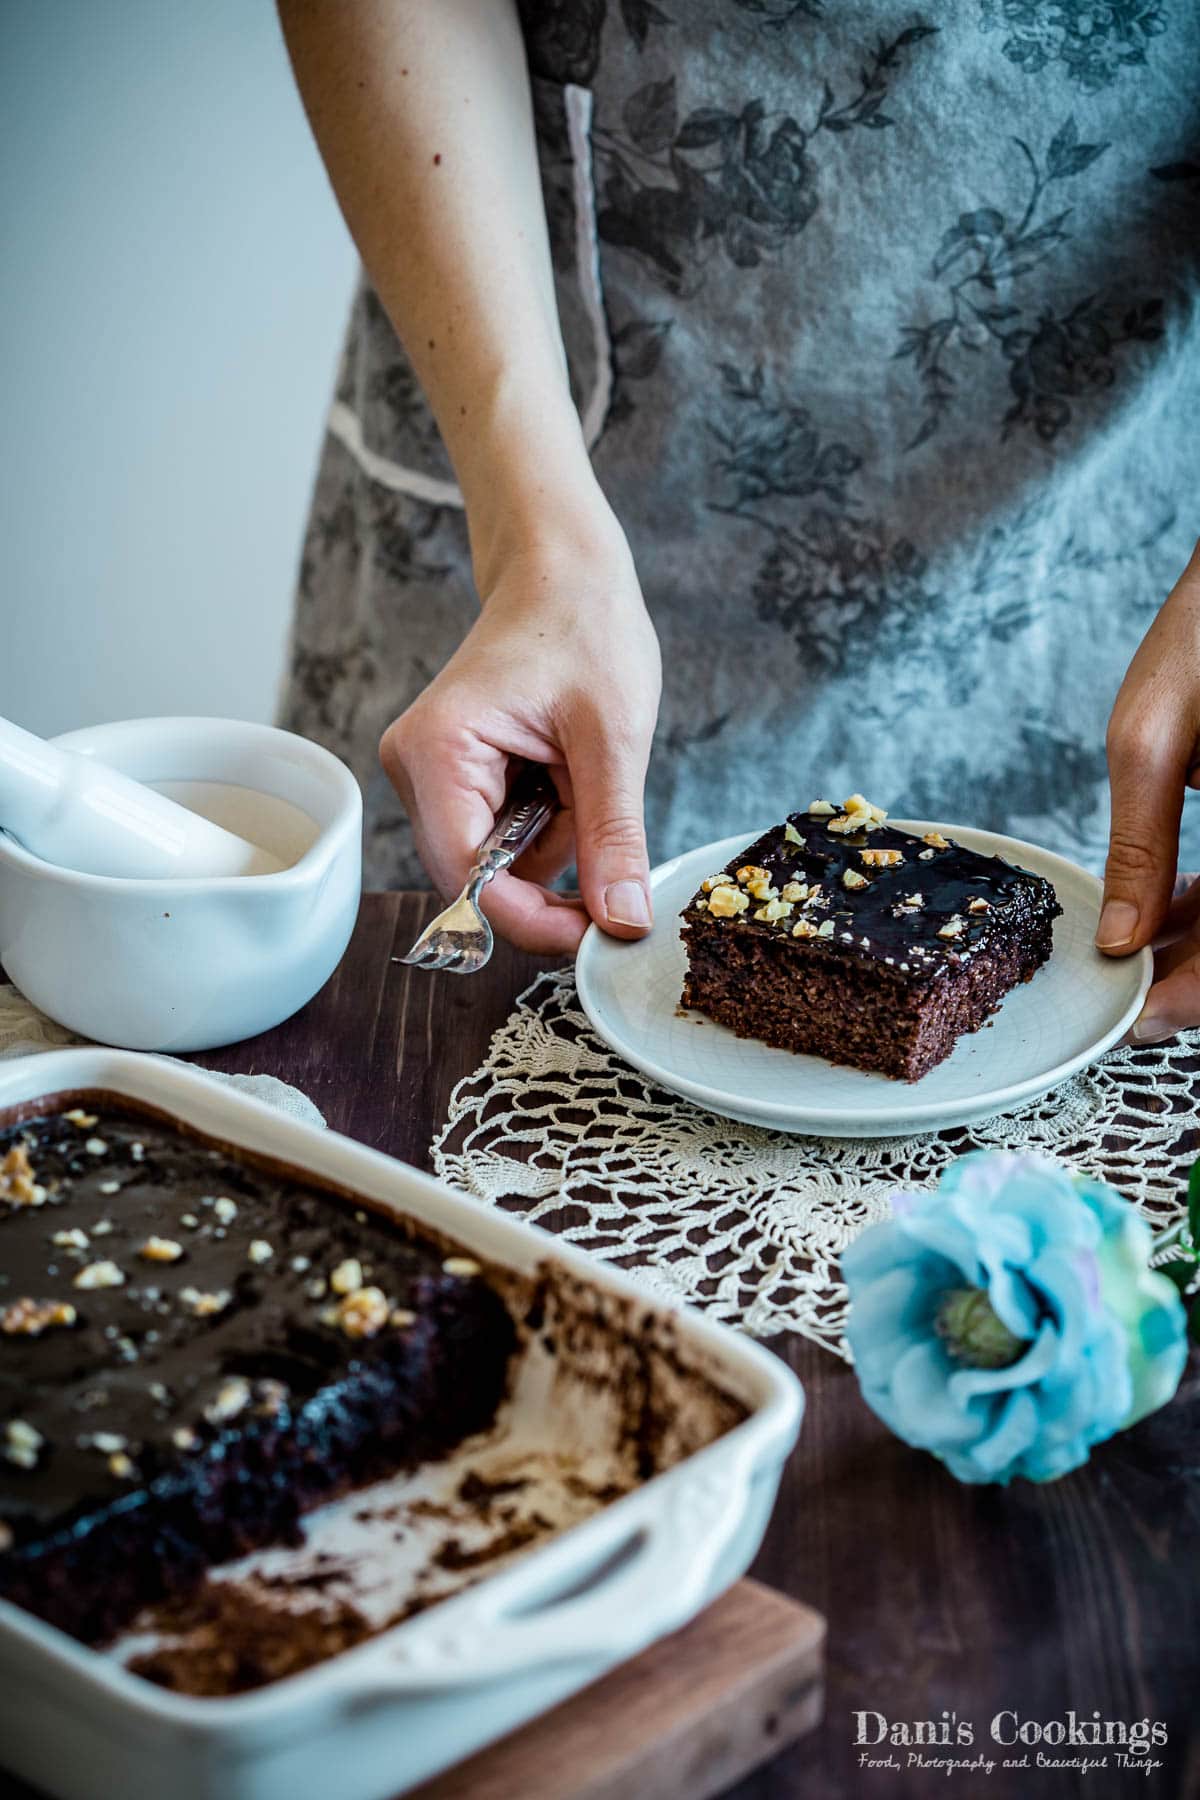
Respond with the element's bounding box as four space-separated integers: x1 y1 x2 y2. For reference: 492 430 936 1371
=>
394 763 559 975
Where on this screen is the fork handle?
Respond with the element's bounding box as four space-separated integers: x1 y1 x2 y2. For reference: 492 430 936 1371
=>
467 762 558 888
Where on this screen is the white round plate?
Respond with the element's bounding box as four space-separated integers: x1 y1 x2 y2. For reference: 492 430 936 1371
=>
575 822 1152 1138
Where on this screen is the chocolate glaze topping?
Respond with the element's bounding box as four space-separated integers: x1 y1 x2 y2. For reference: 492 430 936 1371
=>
0 1105 487 1547
683 803 1061 987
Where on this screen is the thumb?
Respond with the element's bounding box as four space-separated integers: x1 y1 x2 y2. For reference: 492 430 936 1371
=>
1098 721 1185 954
564 713 653 939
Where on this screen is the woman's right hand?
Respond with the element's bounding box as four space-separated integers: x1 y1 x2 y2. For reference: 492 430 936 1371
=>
380 522 662 955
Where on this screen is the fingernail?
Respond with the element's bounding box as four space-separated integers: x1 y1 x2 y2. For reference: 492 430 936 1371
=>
1096 900 1139 950
604 880 651 928
1131 1014 1174 1045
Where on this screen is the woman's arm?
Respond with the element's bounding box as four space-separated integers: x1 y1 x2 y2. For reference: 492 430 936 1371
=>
279 0 660 951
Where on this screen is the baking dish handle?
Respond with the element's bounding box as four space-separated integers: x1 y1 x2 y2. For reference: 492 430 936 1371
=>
335 1447 759 1698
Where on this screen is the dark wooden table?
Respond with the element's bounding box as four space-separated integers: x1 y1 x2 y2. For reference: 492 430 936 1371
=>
184 894 1199 1798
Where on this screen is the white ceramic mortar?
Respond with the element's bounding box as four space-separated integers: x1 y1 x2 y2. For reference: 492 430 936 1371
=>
0 718 362 1051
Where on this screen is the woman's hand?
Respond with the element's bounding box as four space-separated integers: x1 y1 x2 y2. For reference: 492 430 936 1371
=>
380 524 662 955
1099 540 1200 1041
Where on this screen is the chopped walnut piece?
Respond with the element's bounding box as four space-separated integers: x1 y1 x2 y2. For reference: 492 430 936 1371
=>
247 1240 274 1265
967 897 991 914
842 869 868 890
895 892 926 913
781 881 808 903
816 919 836 938
0 1145 44 1207
212 1197 238 1225
918 848 935 861
73 1260 125 1291
85 1431 127 1454
108 1452 136 1479
253 1379 289 1416
807 799 836 816
938 916 966 940
139 1236 183 1263
700 872 736 892
923 832 951 850
745 875 778 902
330 1257 363 1296
4 1420 43 1469
172 1425 199 1452
791 918 818 938
706 885 749 919
179 1286 230 1318
735 864 770 886
443 1256 482 1277
390 1307 417 1328
754 897 794 923
205 1378 251 1424
861 848 904 868
2 1298 77 1336
63 1110 98 1128
331 1285 390 1340
84 1138 108 1157
51 1228 89 1250
783 821 806 846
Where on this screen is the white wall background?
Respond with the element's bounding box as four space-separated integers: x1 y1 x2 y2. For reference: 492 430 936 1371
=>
0 0 357 737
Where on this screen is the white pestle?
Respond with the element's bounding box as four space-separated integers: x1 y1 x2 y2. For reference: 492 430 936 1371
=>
0 715 286 879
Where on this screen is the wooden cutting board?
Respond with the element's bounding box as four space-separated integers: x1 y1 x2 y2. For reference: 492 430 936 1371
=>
408 1579 825 1800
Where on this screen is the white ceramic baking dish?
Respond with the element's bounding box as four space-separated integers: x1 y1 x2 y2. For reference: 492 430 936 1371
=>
0 1048 804 1800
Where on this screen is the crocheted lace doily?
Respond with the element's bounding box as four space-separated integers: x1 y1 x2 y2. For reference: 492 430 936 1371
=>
432 970 1198 1361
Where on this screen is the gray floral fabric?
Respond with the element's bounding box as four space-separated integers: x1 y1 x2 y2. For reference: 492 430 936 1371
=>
282 1 1200 888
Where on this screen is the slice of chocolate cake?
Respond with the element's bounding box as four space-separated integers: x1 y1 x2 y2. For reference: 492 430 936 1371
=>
680 795 1061 1081
0 1102 515 1645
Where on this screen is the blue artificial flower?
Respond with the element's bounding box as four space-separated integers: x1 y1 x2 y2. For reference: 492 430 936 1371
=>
842 1151 1188 1485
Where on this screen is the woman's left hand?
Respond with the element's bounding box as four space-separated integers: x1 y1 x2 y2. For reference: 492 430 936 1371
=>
1099 539 1200 1042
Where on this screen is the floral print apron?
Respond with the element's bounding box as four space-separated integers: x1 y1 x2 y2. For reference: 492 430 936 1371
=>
281 1 1200 887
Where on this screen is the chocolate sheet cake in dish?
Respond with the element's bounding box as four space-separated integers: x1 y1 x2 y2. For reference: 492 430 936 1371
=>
681 795 1062 1082
0 1103 514 1646
0 1053 802 1800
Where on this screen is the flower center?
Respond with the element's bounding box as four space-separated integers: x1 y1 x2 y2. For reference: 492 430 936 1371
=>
935 1287 1029 1370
